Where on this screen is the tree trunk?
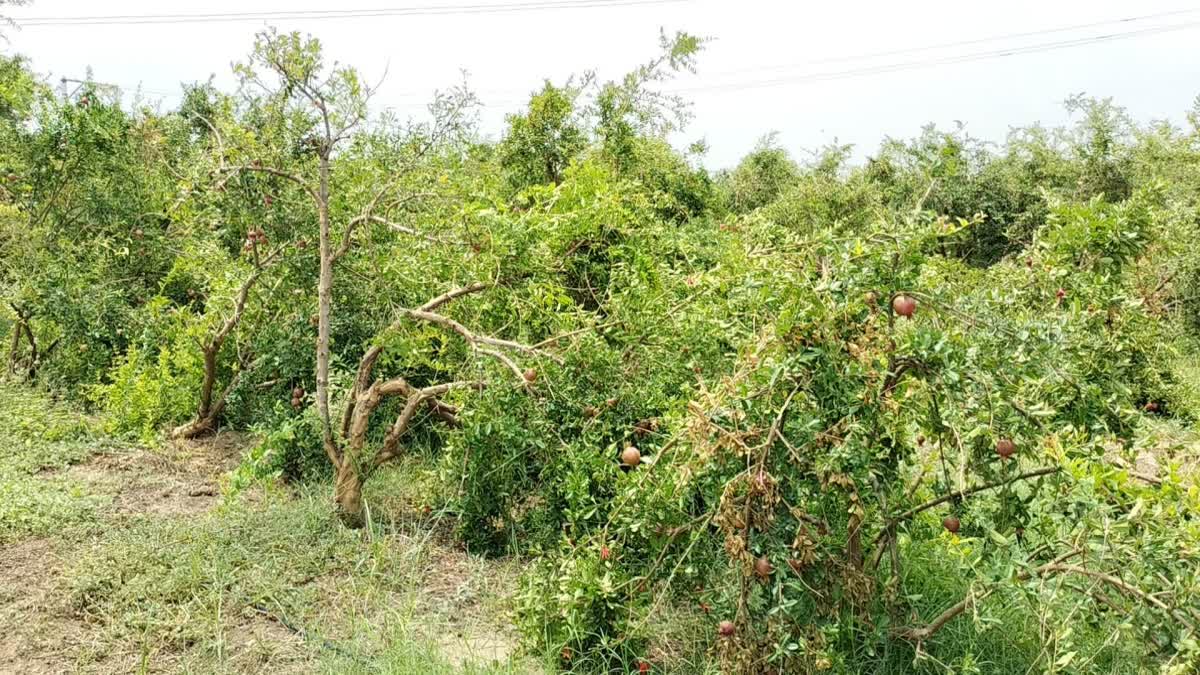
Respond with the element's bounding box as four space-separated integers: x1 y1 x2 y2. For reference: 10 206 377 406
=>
334 462 365 528
6 321 20 374
198 346 217 418
11 312 36 380
170 414 217 440
316 152 338 465
171 356 234 440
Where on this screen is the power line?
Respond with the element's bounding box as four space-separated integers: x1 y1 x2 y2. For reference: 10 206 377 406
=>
705 7 1200 78
14 0 686 27
370 14 1200 108
668 18 1200 95
65 10 1200 112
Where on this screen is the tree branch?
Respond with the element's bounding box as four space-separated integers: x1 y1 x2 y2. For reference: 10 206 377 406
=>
877 467 1059 541
419 282 489 312
370 380 482 470
403 308 559 363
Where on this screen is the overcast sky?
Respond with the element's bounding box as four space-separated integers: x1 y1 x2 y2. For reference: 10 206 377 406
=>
4 0 1199 169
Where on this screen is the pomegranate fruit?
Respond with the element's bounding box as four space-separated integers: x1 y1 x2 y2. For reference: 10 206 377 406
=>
621 446 641 468
754 556 773 579
892 294 916 318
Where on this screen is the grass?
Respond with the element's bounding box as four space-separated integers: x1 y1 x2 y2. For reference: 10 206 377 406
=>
0 382 99 469
0 382 110 542
62 479 538 672
0 473 108 543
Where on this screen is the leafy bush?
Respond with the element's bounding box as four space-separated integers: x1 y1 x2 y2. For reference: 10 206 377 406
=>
93 340 203 444
719 134 799 213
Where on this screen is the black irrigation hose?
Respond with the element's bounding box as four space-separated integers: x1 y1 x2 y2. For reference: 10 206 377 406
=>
249 601 363 662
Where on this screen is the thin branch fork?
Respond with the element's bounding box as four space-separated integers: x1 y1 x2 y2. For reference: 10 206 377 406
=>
876 467 1060 542
869 466 1061 570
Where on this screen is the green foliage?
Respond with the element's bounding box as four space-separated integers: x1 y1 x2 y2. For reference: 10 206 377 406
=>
93 324 204 443
233 409 332 488
499 81 587 190
720 134 800 213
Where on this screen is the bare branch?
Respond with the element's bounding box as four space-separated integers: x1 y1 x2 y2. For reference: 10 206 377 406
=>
404 308 558 362
476 346 527 384
371 380 483 469
419 282 489 312
898 588 994 642
373 215 456 245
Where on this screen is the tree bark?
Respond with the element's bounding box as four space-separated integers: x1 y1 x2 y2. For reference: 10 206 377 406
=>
171 415 218 440
334 461 365 528
316 152 339 469
170 355 245 440
9 308 37 379
6 320 20 374
198 346 217 418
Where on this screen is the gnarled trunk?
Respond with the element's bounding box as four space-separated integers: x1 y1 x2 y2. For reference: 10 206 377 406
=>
170 353 235 440
334 462 365 528
170 414 217 440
